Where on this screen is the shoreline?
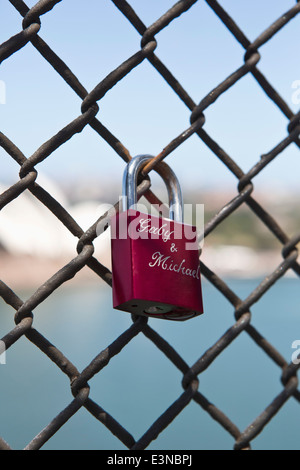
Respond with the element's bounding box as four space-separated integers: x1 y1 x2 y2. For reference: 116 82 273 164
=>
0 252 111 291
0 246 295 291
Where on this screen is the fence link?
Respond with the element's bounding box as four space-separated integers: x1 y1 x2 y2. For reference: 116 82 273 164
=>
0 0 300 451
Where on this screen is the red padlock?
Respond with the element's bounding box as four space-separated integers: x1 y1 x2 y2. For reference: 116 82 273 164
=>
111 155 204 321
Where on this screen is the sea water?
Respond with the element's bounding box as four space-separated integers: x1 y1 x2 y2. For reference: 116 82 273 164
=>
0 276 299 450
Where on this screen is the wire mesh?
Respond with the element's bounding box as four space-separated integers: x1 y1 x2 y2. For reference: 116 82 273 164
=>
0 0 300 451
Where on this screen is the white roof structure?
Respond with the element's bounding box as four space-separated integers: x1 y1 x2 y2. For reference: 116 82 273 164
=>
0 175 111 260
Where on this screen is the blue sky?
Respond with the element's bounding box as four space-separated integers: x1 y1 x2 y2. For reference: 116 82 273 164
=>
1 0 300 198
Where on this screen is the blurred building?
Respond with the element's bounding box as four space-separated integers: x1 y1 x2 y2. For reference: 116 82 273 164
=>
0 176 111 260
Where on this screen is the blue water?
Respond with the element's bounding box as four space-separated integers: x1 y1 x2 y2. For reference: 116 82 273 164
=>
0 275 299 450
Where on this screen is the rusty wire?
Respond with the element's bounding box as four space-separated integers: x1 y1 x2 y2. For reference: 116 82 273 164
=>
0 0 300 450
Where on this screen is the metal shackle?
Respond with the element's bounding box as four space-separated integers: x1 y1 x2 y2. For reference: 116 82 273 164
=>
122 155 184 223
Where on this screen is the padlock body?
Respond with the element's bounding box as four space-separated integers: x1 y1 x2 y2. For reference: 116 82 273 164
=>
111 210 203 321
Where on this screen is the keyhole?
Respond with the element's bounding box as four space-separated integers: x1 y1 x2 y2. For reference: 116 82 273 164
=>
144 305 173 314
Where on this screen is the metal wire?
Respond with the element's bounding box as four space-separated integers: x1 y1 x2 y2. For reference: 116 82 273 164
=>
0 0 299 450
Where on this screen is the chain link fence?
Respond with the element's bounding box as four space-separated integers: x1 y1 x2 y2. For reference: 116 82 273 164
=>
0 0 300 451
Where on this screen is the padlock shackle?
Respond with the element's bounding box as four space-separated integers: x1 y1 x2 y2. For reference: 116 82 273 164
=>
123 155 183 223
